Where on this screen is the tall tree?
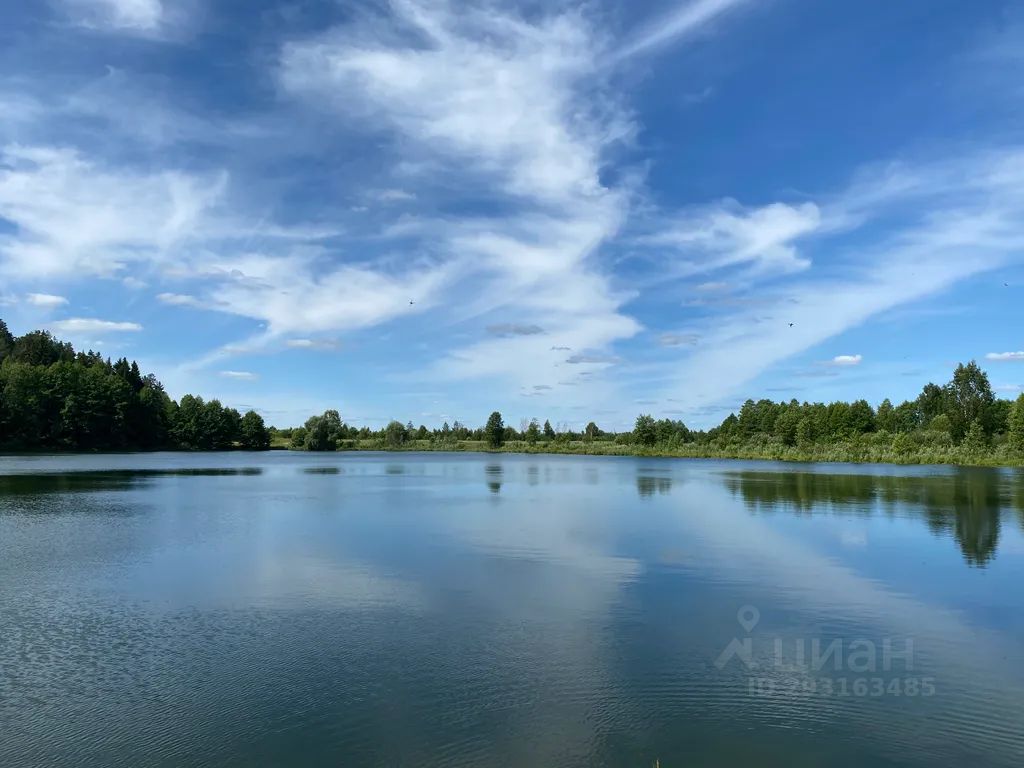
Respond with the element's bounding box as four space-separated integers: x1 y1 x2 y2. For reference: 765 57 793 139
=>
944 361 995 441
0 319 13 363
240 410 271 450
876 399 897 433
303 413 336 451
633 414 657 447
917 383 946 426
385 420 406 447
485 411 505 448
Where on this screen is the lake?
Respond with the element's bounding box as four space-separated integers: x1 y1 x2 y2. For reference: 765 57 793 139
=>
2 452 1023 767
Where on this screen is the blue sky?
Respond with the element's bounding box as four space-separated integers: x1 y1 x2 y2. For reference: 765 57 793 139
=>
1 0 1023 430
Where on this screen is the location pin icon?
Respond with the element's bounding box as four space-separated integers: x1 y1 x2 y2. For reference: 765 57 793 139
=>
737 605 760 633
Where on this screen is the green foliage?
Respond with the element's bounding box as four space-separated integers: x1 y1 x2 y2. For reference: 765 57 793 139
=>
944 361 995 441
0 319 14 363
917 383 946 425
892 431 915 455
384 420 407 447
962 419 988 453
928 414 953 437
1010 394 1024 454
240 410 271 450
525 419 540 444
485 411 504 448
875 399 897 433
633 414 657 447
990 398 1013 435
543 419 555 439
10 330 74 367
0 318 270 452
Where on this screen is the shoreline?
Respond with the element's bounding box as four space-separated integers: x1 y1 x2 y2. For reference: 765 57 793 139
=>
3 442 1023 470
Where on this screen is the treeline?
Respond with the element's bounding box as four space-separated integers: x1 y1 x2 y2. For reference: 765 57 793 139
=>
0 319 270 452
699 361 1021 459
4 314 1020 466
283 361 1024 465
276 411 616 451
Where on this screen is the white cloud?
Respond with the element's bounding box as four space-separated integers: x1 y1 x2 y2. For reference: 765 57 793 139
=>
59 0 164 31
122 276 148 290
278 1 641 392
986 351 1024 361
286 338 339 350
614 0 751 62
830 354 863 366
220 370 257 381
281 3 615 204
49 317 142 333
199 251 452 338
644 201 821 277
25 292 69 307
0 145 225 279
157 292 203 307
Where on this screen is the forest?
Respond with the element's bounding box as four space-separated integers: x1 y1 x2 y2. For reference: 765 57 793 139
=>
3 317 1024 465
0 319 270 451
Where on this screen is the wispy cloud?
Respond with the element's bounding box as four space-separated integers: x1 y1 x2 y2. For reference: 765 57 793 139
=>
641 201 821 278
0 145 225 279
657 148 1024 415
49 317 142 333
58 0 164 32
286 338 339 350
614 0 751 62
987 351 1024 361
660 332 700 347
371 188 416 203
280 0 640 393
486 323 545 337
566 352 620 365
219 370 257 381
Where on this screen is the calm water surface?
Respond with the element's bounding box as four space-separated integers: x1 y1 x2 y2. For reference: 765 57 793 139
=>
2 452 1024 767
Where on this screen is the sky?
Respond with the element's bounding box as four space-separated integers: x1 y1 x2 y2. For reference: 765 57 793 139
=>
1 0 1023 431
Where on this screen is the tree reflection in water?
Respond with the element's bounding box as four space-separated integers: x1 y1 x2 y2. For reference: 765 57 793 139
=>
721 468 1023 567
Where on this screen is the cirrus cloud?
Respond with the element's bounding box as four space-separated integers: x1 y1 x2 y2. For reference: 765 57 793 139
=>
49 317 142 333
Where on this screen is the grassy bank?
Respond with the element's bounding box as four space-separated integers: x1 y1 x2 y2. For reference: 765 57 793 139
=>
270 435 1024 468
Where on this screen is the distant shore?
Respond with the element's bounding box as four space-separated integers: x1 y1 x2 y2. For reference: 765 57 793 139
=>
3 437 1022 469
267 438 1024 469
